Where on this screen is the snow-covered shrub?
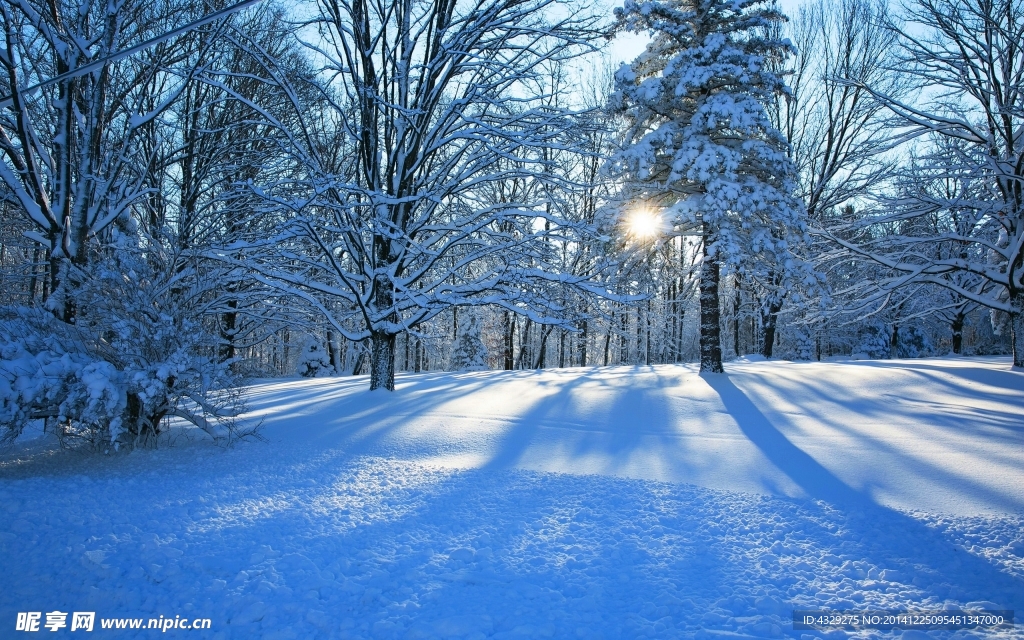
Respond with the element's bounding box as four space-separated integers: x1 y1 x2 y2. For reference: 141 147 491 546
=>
792 326 817 361
0 310 116 443
449 314 489 371
894 325 933 358
297 336 334 377
855 324 890 359
1 227 255 450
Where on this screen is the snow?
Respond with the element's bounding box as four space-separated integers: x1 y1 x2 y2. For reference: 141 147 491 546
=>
2 357 1023 638
731 354 767 363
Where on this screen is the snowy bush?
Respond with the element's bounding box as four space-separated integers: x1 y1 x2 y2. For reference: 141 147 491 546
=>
297 337 334 377
0 313 115 441
854 324 890 359
449 315 489 371
0 228 255 450
792 327 817 361
894 325 934 359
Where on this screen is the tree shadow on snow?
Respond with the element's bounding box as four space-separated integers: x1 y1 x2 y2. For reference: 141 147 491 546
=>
702 372 1024 613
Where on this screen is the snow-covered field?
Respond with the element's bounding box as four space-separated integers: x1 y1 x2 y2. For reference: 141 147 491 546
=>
2 357 1023 638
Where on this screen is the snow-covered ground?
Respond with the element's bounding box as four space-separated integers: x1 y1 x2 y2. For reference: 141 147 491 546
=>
2 357 1023 638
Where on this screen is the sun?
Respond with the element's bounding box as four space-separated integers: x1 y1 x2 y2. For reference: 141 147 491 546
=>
626 208 662 240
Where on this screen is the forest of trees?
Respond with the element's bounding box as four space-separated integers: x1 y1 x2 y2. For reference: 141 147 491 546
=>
1 0 1020 448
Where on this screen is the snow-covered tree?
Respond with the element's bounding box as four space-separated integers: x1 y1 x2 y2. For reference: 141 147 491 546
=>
219 0 618 391
822 141 993 354
297 336 333 378
758 0 901 356
0 0 202 320
0 0 285 448
827 0 1024 368
1 223 252 449
449 314 489 371
611 0 806 373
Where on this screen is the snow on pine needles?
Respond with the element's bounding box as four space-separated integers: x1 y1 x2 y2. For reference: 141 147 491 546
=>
2 357 1023 639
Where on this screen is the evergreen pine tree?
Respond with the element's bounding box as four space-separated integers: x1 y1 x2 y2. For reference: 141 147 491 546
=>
297 337 334 377
611 0 806 373
449 315 489 371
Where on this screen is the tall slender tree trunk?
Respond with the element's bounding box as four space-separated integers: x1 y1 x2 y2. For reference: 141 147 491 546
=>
580 318 588 367
758 268 784 359
503 312 515 370
733 274 741 356
951 312 965 355
630 305 638 364
619 309 628 364
699 229 724 374
28 246 43 302
676 309 686 363
535 325 553 369
603 316 612 366
669 280 677 361
1010 292 1024 368
219 298 238 363
645 299 652 365
517 318 533 369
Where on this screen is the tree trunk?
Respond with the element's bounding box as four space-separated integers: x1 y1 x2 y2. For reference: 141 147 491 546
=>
503 312 515 370
28 246 43 302
630 301 638 362
759 301 783 359
369 329 396 390
580 318 588 367
603 320 612 367
951 312 964 355
677 310 685 363
733 274 741 356
890 324 900 358
219 299 238 363
369 264 397 389
619 309 628 364
535 325 553 369
645 299 652 365
758 268 785 359
669 280 678 361
699 233 724 374
283 327 291 375
1011 292 1024 368
517 318 533 369
328 330 341 373
354 346 366 376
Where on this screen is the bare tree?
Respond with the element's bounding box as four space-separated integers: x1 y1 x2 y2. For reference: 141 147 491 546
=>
221 0 616 390
756 0 902 357
827 0 1024 368
0 0 213 319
